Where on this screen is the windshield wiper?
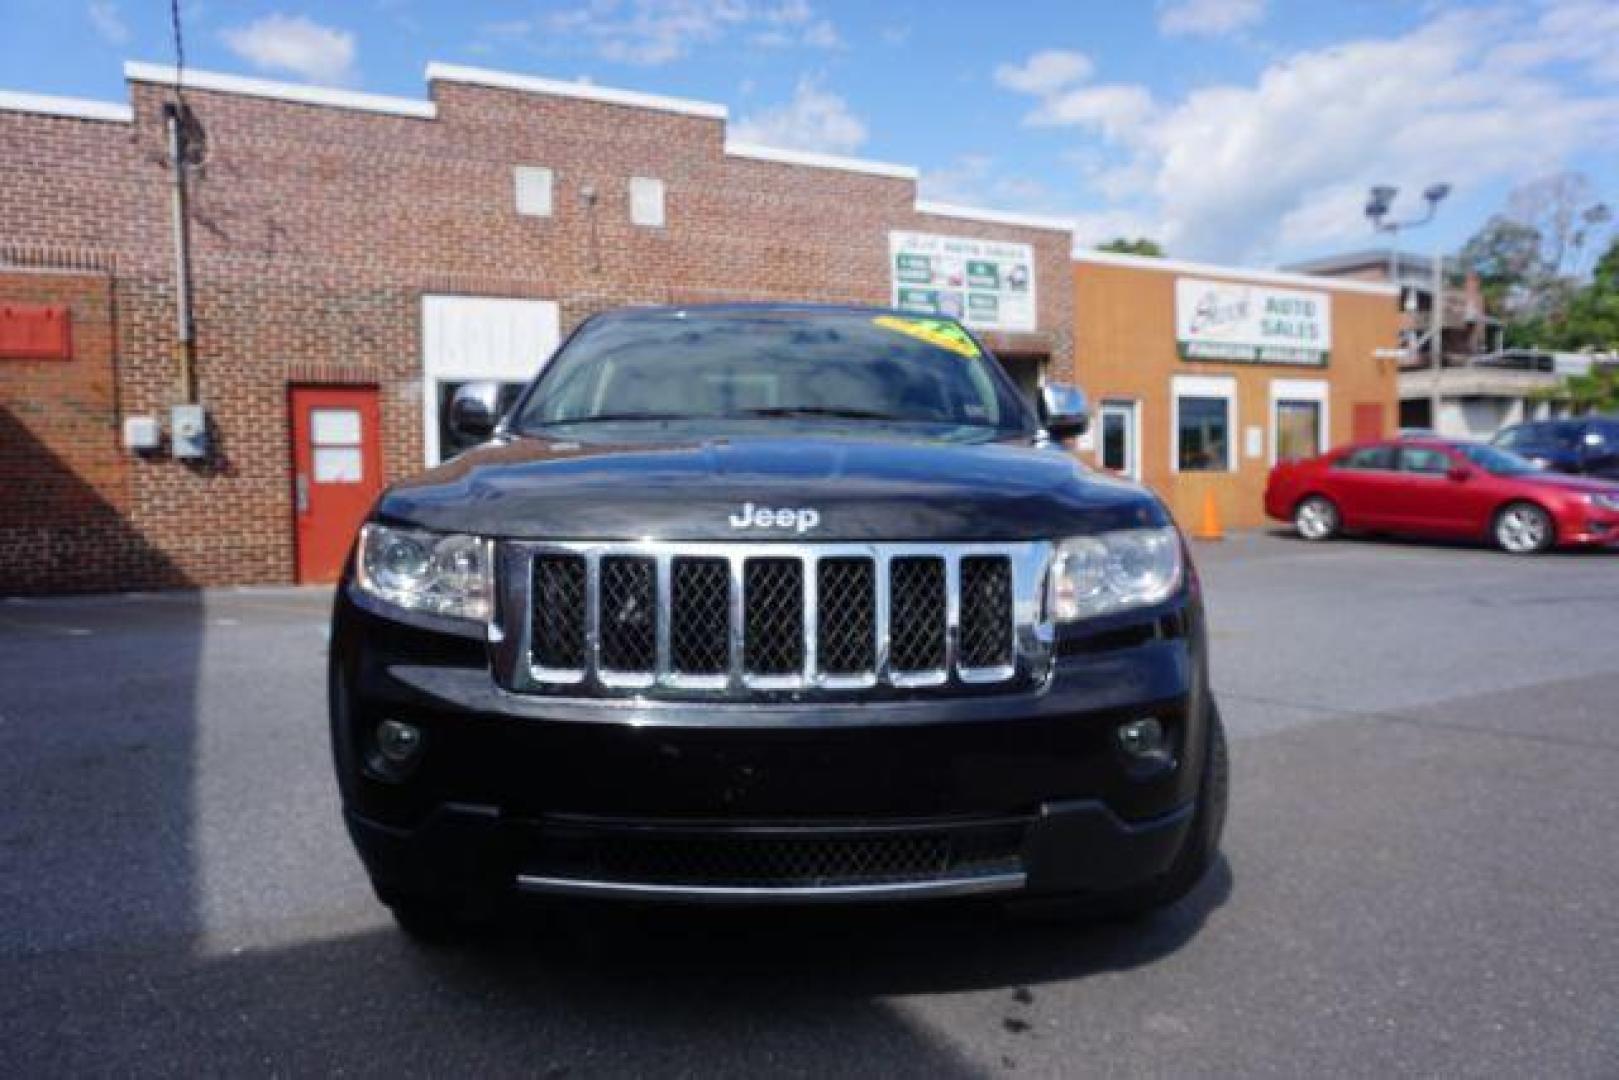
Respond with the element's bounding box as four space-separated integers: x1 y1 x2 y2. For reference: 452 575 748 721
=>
732 406 915 422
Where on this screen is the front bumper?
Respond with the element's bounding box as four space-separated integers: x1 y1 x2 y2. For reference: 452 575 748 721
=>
330 585 1210 904
1557 506 1619 546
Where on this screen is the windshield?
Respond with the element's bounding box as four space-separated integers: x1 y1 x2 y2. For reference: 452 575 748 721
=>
512 310 1035 442
1456 442 1543 476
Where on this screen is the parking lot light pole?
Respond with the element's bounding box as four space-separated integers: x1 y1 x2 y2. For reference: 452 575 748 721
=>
1366 183 1451 430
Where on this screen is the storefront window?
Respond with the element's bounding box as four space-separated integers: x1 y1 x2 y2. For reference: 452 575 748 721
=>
1276 400 1322 463
1177 396 1230 472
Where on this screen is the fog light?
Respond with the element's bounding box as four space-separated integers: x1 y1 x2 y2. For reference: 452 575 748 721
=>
376 720 422 764
1117 718 1165 758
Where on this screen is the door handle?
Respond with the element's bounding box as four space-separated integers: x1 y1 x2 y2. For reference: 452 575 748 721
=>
295 473 310 514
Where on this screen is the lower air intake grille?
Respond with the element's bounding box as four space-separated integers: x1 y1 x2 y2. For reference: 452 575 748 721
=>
525 820 1027 889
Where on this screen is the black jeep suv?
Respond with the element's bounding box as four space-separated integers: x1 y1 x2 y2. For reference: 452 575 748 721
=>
329 304 1227 934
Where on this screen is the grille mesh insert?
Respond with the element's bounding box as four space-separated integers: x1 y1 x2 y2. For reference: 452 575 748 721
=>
743 558 804 675
599 556 655 671
532 554 586 669
889 556 946 672
816 557 876 675
959 556 1013 669
671 557 730 675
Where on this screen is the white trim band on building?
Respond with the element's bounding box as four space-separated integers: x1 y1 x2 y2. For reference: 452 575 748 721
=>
427 62 728 121
915 201 1076 235
725 141 917 180
1074 248 1400 298
0 90 133 123
123 62 438 119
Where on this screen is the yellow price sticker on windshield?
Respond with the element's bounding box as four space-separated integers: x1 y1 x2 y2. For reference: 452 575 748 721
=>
872 315 981 359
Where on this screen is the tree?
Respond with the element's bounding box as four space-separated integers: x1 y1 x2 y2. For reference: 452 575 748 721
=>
1457 214 1545 315
1537 236 1619 352
1458 172 1615 338
1096 237 1165 257
1524 236 1619 408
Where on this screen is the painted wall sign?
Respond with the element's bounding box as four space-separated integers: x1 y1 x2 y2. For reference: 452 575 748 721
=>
1175 278 1330 366
889 231 1036 332
0 304 72 360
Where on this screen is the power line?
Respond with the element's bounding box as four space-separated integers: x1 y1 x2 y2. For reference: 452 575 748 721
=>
170 0 186 102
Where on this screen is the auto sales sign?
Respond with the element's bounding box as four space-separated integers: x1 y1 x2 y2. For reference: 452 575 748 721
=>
1175 278 1330 366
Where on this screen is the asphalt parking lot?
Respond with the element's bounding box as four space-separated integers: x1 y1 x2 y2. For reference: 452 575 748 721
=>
2 532 1617 1076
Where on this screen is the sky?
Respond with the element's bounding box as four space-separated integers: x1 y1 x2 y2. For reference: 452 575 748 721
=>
4 0 1618 269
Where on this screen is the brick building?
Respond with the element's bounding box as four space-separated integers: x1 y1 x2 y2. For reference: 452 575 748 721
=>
1073 251 1400 531
1 62 1074 592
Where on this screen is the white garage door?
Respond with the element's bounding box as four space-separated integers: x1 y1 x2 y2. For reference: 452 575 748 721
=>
422 295 560 465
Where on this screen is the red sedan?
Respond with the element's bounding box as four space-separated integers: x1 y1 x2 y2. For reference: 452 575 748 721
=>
1264 438 1619 554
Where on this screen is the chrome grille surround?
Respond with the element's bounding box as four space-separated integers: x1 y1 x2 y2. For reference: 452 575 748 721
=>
493 540 1054 700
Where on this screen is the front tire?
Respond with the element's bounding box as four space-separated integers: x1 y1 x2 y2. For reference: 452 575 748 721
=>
1294 495 1340 542
1494 502 1555 554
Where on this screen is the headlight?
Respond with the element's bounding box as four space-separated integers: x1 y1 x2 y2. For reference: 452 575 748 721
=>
1587 492 1619 512
1049 526 1184 621
355 524 494 622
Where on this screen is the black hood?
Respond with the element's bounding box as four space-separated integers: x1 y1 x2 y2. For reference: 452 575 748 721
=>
376 433 1169 541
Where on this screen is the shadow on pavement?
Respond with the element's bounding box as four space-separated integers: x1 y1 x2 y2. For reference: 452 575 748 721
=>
11 858 1229 1074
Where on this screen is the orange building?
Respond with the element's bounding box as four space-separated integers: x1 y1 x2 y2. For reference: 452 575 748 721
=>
1072 250 1402 532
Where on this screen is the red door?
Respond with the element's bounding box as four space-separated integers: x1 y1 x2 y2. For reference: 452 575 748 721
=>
290 386 383 584
1352 402 1385 442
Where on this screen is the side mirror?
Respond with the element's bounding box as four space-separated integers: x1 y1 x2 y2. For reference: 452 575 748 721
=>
1447 465 1472 482
448 381 502 445
1039 383 1089 440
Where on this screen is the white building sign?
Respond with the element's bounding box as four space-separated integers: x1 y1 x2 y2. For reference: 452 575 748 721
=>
1175 277 1330 366
889 231 1036 332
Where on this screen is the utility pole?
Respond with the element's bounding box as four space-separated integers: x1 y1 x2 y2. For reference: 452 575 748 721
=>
1430 245 1444 433
1365 182 1451 431
165 101 197 404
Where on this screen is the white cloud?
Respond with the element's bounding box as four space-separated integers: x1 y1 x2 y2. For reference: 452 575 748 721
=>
993 49 1093 96
503 0 841 66
731 78 867 154
1490 0 1619 85
1028 84 1157 141
1157 0 1266 38
87 1 129 46
920 154 1056 211
222 14 358 85
996 6 1619 263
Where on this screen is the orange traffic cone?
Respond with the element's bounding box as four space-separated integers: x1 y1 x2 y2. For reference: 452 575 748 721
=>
1192 490 1224 541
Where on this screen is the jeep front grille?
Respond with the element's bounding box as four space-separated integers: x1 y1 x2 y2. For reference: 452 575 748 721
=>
499 541 1051 698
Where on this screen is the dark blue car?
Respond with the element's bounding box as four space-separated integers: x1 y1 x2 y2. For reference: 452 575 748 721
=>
1493 417 1619 479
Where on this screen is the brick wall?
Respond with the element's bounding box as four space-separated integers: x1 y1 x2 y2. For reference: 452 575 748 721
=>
0 267 189 591
0 71 1074 592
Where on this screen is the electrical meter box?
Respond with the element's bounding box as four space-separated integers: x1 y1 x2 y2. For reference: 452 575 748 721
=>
171 404 208 460
123 415 161 452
